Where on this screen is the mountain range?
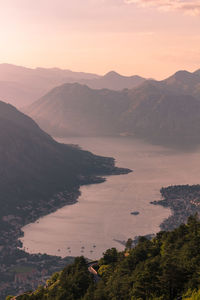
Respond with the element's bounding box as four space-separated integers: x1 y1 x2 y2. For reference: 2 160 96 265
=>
0 64 99 107
25 68 200 149
79 70 146 90
0 64 145 107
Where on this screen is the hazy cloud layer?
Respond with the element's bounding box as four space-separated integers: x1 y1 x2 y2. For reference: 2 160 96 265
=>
125 0 200 15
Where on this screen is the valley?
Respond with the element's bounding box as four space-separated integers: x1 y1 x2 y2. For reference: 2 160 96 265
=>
2 74 200 298
0 102 130 298
2 0 200 297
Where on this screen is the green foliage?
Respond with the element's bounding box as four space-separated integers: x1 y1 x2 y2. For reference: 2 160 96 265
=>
125 238 133 251
183 289 200 299
14 215 200 300
99 248 118 265
16 257 93 300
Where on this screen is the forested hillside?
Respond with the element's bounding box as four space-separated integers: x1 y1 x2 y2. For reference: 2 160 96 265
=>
12 215 200 300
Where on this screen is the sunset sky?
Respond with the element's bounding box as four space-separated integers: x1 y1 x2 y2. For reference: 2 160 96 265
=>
0 0 200 79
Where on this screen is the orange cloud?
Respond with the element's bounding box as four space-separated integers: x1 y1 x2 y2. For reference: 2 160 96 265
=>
125 0 200 15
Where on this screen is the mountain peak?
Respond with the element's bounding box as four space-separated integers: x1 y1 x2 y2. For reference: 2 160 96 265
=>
104 71 122 78
174 70 192 78
194 69 200 76
165 70 200 84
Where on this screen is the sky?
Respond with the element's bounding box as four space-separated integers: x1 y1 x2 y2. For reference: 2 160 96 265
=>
0 0 200 79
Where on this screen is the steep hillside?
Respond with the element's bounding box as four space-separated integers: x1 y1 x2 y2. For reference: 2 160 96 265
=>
0 100 131 299
160 70 200 99
0 100 128 218
25 80 200 149
12 215 200 300
123 81 200 147
25 83 130 137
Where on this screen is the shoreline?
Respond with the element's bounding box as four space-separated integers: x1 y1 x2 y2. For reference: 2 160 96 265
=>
0 168 131 298
3 179 197 298
151 184 200 231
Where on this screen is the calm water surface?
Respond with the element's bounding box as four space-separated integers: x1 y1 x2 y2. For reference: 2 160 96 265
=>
20 137 200 259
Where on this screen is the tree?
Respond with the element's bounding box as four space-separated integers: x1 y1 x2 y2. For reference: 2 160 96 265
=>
125 238 133 251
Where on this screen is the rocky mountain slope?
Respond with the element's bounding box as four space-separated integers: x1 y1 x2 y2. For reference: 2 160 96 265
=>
25 69 200 149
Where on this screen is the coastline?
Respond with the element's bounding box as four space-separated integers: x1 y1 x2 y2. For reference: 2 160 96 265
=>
0 167 131 298
4 177 198 298
151 184 200 231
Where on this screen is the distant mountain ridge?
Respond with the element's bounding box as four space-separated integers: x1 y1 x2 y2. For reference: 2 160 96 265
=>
79 70 146 90
159 70 200 99
0 64 99 107
0 63 99 79
0 64 146 107
25 68 200 149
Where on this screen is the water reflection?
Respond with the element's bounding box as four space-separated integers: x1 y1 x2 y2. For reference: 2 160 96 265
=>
20 137 200 259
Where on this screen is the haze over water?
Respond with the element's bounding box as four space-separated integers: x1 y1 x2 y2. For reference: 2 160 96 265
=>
20 137 200 259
